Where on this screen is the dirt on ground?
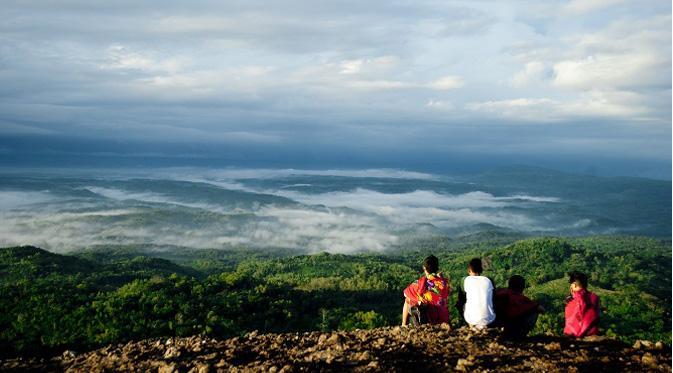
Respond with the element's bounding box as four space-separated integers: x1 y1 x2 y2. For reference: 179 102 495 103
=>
1 325 670 372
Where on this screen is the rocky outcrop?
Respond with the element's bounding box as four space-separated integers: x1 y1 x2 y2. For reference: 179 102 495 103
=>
1 325 670 372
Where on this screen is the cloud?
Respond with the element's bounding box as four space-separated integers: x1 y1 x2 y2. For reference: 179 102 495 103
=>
276 189 524 210
466 92 651 121
0 205 398 254
0 121 55 135
85 187 178 203
511 61 546 88
338 56 398 75
0 171 571 253
0 191 54 209
499 195 560 203
253 207 398 252
465 98 558 121
552 54 664 90
563 0 626 14
500 13 671 123
272 188 560 232
100 45 183 73
0 188 400 253
427 75 465 90
163 168 438 180
345 79 409 90
426 100 454 110
0 0 669 172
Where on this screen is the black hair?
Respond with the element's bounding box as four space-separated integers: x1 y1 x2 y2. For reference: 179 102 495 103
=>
423 255 439 274
508 275 526 293
468 257 483 274
568 271 588 288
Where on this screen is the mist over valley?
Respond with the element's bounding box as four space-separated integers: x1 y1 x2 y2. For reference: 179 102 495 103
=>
1 166 668 254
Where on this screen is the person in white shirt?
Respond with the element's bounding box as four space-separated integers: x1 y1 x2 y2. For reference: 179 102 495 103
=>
461 258 496 328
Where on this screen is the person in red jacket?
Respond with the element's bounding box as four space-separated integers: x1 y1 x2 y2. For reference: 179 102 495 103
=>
494 275 545 338
401 255 451 326
564 271 600 338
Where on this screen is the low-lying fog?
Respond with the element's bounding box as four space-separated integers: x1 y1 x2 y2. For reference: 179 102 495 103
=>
0 167 667 253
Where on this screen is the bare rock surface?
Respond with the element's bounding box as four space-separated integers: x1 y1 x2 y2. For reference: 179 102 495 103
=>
1 326 670 372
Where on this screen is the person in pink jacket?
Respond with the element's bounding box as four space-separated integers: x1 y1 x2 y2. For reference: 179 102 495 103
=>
564 271 600 338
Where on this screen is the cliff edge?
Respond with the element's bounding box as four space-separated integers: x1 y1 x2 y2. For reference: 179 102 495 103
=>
1 325 670 372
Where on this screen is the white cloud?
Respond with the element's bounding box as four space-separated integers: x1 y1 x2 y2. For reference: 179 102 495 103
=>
0 121 55 135
495 12 670 124
427 75 464 90
0 173 566 253
278 189 517 210
85 187 174 203
466 98 557 120
563 0 626 14
339 56 398 75
346 80 409 90
0 195 399 253
0 191 54 209
426 100 454 110
563 90 650 118
273 188 559 232
465 92 650 122
552 54 664 90
254 206 398 252
100 45 183 73
511 61 545 88
177 168 437 180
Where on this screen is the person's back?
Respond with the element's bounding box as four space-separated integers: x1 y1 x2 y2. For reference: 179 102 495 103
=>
494 288 538 320
406 273 450 324
494 275 544 338
462 258 495 328
402 255 450 326
564 271 600 338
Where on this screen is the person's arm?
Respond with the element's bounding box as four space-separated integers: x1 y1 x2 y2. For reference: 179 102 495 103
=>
564 298 582 337
455 277 467 314
487 277 496 289
402 298 412 326
566 292 590 337
404 276 427 305
578 294 601 337
403 281 420 306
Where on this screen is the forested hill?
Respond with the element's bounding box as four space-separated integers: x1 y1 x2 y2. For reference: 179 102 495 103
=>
0 236 670 359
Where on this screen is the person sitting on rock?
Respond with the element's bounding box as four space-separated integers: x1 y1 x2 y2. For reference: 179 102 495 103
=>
456 258 495 329
564 271 600 338
402 255 450 326
493 275 545 339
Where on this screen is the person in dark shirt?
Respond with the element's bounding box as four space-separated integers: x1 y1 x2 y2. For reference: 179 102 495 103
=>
493 275 545 338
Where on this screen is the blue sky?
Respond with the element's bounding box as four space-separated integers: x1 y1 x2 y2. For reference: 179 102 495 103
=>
0 0 671 178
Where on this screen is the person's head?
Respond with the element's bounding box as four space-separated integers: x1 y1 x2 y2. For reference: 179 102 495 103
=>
568 271 588 292
423 255 439 274
468 258 483 275
508 275 526 294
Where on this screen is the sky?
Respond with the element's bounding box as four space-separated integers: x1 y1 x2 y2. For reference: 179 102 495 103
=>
0 0 671 178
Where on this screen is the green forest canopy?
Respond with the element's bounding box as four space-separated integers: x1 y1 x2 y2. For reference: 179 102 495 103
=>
0 235 670 356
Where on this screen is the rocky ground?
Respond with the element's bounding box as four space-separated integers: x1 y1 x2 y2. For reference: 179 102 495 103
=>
1 326 670 372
